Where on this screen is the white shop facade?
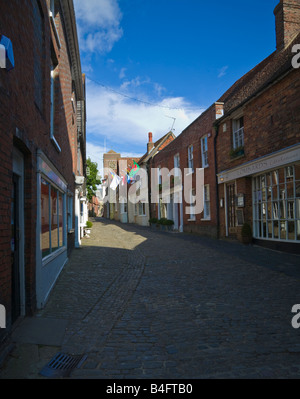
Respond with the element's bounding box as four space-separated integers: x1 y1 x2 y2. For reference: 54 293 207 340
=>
218 144 300 253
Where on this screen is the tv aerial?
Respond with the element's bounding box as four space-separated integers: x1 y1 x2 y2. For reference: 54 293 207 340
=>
165 115 176 131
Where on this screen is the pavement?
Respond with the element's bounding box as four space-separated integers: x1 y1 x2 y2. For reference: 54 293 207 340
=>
0 217 300 379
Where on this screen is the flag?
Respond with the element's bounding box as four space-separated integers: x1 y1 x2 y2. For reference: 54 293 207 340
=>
129 161 140 178
110 175 122 191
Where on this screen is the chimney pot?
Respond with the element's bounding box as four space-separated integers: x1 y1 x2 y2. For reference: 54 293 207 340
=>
147 132 155 154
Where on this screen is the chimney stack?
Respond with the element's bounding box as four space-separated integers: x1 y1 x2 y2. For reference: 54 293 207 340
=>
274 0 300 50
147 132 155 154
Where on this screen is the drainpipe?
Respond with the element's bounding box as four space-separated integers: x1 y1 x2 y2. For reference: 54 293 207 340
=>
214 122 220 239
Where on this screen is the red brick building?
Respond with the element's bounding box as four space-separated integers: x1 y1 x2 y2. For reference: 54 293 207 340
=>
216 0 300 253
150 0 300 252
0 0 86 343
151 105 223 236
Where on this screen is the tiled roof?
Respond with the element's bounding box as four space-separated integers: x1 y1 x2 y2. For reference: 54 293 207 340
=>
218 32 300 116
138 131 176 164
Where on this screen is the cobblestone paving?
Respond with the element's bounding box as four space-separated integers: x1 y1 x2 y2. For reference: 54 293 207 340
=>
1 218 300 379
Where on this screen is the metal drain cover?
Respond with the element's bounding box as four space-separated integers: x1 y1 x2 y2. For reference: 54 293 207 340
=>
40 352 87 378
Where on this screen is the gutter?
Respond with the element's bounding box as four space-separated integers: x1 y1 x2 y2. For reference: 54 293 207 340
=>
60 0 84 100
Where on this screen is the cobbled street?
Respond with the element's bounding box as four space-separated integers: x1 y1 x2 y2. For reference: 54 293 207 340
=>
1 218 300 379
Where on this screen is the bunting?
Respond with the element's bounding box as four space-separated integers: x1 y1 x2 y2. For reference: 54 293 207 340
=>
107 161 140 191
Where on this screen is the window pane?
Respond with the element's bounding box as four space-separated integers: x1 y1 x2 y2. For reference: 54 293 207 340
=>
278 168 285 184
267 221 273 238
280 221 287 240
51 187 59 252
295 164 300 181
274 221 279 239
296 182 300 198
41 179 50 258
288 221 295 240
286 182 294 199
296 199 300 219
59 193 63 247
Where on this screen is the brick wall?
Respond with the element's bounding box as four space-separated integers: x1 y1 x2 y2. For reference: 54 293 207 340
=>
0 0 82 340
217 68 300 174
152 105 220 238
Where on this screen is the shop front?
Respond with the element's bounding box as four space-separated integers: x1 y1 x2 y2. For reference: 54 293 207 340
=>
218 144 300 253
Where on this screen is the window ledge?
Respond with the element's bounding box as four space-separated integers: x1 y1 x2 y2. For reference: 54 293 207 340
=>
51 135 61 153
187 218 196 222
42 246 67 267
50 13 61 49
186 170 194 176
229 154 245 162
201 218 211 221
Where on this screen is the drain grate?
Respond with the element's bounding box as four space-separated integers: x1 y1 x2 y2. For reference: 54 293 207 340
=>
40 352 87 378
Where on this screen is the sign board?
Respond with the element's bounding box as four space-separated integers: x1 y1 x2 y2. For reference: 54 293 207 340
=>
236 193 245 208
218 145 300 184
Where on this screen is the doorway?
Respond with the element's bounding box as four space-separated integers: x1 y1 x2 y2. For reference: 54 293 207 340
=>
12 148 25 324
227 182 236 234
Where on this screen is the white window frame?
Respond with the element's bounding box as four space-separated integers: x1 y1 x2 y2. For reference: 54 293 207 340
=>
232 117 244 150
201 136 209 168
139 202 146 216
174 154 180 175
203 184 211 220
188 189 196 221
49 0 61 48
188 145 194 173
67 195 73 232
121 201 127 214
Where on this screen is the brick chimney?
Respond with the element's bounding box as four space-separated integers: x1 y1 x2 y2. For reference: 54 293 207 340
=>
147 132 155 154
274 0 300 50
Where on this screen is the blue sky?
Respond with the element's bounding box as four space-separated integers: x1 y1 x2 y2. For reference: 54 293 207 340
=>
73 0 279 174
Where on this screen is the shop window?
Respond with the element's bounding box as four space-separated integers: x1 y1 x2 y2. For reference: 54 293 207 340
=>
253 165 300 241
41 178 65 258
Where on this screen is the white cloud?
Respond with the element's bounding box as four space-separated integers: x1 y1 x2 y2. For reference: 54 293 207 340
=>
74 0 123 54
85 78 203 154
218 65 229 78
119 67 127 79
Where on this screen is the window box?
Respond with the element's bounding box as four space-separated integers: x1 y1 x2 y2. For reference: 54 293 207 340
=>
229 146 245 159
